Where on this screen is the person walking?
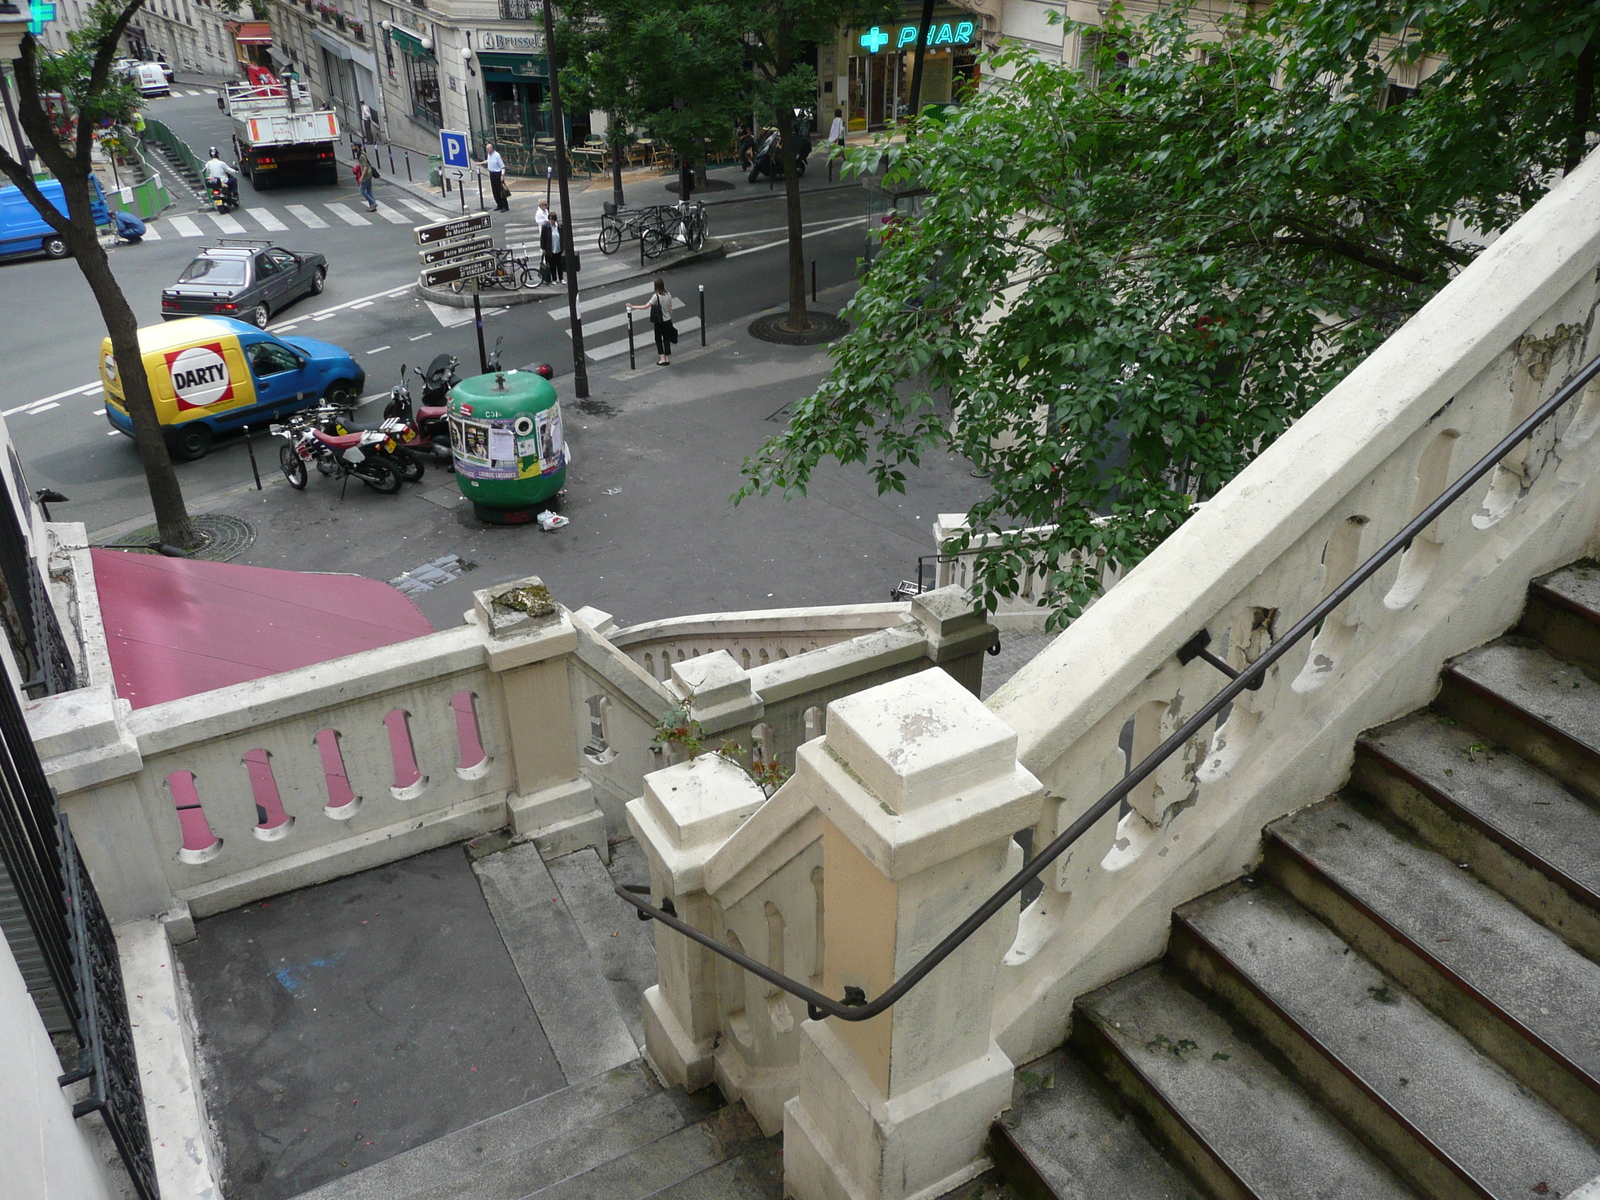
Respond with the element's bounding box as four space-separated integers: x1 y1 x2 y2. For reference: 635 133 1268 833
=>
627 277 678 366
483 142 508 212
354 142 379 211
828 108 846 149
540 214 564 283
359 99 377 145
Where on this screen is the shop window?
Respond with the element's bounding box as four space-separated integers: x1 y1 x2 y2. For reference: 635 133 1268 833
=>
406 53 442 127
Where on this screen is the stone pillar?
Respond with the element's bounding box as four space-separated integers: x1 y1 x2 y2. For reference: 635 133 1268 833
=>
909 585 999 696
476 579 606 860
627 753 767 1091
782 670 1042 1200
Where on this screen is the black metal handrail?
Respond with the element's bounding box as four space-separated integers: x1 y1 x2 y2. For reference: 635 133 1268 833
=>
617 351 1600 1020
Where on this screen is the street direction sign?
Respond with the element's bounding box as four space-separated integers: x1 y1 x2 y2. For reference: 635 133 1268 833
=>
421 254 496 288
414 211 491 245
419 235 492 266
440 129 471 171
442 165 471 182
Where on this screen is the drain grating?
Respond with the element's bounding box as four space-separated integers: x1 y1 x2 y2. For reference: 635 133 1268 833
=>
388 554 476 597
106 514 256 562
748 311 849 346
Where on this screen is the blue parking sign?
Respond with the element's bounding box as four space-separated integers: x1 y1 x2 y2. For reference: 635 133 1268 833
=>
440 130 471 170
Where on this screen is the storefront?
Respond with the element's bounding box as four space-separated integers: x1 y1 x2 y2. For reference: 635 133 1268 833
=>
837 9 980 131
226 20 273 72
476 45 548 174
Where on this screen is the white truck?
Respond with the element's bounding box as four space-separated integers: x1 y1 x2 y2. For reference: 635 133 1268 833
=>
222 80 341 189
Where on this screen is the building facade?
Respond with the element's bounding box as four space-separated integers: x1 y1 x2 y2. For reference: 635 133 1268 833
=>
124 0 240 78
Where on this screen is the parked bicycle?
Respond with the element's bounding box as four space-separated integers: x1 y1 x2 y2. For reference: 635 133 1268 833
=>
599 202 708 259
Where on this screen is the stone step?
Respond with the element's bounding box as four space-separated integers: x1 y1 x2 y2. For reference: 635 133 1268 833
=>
1264 798 1600 1140
547 847 658 1052
636 1137 784 1200
1436 639 1600 804
289 1063 656 1200
472 840 639 1085
1173 880 1600 1200
992 1047 1196 1200
1072 965 1416 1200
1520 564 1600 674
1353 712 1600 960
520 1102 769 1200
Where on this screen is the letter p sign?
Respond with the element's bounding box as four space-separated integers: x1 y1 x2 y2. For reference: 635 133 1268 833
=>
440 130 471 169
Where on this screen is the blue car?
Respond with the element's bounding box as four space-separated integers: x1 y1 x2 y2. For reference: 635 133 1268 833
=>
101 316 366 460
0 176 110 261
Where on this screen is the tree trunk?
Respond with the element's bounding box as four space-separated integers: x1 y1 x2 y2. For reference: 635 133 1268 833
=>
1566 36 1595 175
612 150 625 208
779 108 808 331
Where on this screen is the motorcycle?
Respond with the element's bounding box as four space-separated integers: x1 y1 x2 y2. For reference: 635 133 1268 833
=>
272 413 403 494
207 176 239 214
310 397 429 482
747 123 811 184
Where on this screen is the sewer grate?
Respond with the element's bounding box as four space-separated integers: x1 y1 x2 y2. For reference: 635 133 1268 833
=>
106 514 255 562
388 554 475 597
747 311 849 346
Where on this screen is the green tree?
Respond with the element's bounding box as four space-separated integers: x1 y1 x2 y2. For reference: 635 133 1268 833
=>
0 3 198 548
561 0 749 207
739 0 1600 626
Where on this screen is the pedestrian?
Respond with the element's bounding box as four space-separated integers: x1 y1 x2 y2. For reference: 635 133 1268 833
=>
354 142 378 211
359 99 376 145
482 142 508 212
540 213 564 283
828 107 846 149
627 277 677 367
534 197 550 229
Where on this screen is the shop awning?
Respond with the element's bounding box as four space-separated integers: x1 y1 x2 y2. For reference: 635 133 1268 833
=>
92 550 435 709
233 22 272 45
480 52 546 81
388 25 431 58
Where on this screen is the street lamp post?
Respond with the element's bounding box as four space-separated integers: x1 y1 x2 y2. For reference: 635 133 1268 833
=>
540 0 589 399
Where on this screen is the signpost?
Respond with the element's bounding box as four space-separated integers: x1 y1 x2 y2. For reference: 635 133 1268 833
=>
421 257 495 288
413 211 491 245
439 129 472 181
418 235 492 265
416 210 496 374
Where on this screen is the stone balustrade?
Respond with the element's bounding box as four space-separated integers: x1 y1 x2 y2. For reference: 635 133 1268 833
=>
930 514 1122 632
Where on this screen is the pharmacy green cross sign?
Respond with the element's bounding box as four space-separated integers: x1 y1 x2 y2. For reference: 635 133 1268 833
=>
860 26 890 52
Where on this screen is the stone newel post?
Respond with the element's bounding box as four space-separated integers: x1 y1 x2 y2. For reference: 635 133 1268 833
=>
783 670 1042 1200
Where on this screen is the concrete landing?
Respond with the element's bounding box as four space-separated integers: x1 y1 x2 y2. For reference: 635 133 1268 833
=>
176 844 566 1200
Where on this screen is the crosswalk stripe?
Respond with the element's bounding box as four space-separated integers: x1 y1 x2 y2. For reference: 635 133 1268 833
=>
169 214 202 237
207 212 246 234
142 224 162 240
325 204 371 226
398 197 444 217
285 205 329 229
185 89 202 96
548 284 656 323
244 207 287 230
587 317 701 361
372 203 412 225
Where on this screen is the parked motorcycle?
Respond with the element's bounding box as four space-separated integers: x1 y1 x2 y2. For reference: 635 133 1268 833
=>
272 414 403 494
310 399 428 482
747 123 811 184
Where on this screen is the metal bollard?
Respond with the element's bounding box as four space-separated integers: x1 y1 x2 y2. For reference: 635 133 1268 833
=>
242 425 262 490
699 284 706 346
388 144 395 174
627 311 635 370
404 150 412 182
811 260 817 303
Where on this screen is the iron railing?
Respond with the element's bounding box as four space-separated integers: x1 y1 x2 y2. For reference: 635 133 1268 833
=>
618 350 1600 1020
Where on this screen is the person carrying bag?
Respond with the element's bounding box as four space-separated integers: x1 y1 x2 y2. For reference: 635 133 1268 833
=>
627 276 678 366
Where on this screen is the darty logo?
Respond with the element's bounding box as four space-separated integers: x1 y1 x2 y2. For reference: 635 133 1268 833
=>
166 343 235 410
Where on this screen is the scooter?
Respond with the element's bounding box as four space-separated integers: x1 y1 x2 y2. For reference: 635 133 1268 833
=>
207 176 239 214
747 124 811 183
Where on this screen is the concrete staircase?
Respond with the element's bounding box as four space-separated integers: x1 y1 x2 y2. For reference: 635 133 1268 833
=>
995 564 1600 1200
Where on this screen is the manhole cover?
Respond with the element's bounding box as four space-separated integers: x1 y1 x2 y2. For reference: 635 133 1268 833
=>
104 514 255 562
748 311 849 346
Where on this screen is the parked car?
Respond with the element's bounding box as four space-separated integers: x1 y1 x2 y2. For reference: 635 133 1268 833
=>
161 241 328 328
0 176 110 261
131 62 169 97
100 315 365 460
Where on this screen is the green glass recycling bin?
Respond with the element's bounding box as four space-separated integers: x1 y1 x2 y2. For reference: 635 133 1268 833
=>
448 370 566 523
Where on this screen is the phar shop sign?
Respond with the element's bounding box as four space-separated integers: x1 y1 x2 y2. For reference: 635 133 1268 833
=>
165 343 235 410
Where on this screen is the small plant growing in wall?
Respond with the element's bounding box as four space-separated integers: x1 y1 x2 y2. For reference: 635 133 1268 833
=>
651 694 790 796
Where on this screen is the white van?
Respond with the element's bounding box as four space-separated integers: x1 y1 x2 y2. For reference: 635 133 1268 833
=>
133 62 169 97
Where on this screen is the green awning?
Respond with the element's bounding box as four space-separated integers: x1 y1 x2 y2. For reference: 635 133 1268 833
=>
389 26 432 58
480 52 546 81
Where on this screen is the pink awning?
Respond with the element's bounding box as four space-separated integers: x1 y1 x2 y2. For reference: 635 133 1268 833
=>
92 550 435 709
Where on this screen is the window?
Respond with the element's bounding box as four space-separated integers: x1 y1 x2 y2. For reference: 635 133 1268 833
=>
263 249 297 272
178 256 247 284
247 341 302 376
405 54 442 126
254 252 279 278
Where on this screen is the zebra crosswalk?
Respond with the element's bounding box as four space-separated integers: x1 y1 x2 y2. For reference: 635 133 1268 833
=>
546 283 703 363
146 195 451 240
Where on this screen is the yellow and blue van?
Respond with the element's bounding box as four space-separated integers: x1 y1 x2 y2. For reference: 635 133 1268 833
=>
101 316 364 460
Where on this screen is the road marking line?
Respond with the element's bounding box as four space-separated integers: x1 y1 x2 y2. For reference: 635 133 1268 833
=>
372 204 411 225
408 332 433 341
12 381 102 412
313 313 337 321
285 204 329 229
724 216 867 259
169 214 202 237
275 324 301 332
108 430 121 437
368 345 391 353
207 212 246 234
326 204 371 226
351 300 374 309
244 207 287 231
25 402 60 414
272 283 412 331
398 197 444 217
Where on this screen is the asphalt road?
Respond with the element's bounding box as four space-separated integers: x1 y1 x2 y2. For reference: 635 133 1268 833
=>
0 86 875 538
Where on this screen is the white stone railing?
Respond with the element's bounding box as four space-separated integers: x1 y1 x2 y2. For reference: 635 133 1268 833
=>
629 154 1600 1200
930 514 1123 632
988 151 1600 1065
605 602 912 681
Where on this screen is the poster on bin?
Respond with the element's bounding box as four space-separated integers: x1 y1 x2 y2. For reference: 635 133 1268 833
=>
452 403 564 481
